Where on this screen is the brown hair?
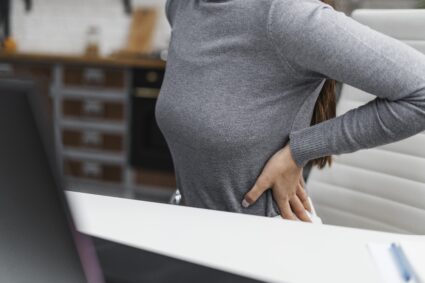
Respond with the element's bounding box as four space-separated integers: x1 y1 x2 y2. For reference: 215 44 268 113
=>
309 0 338 169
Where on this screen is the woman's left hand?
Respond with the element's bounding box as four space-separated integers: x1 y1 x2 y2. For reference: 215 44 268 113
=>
242 144 312 222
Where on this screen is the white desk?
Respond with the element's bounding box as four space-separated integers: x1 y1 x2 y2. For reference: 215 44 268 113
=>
66 191 425 283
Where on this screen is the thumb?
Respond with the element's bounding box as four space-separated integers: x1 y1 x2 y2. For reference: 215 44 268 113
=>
242 176 271 208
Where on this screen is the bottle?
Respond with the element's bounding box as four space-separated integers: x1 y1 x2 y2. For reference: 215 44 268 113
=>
2 36 17 53
84 26 100 57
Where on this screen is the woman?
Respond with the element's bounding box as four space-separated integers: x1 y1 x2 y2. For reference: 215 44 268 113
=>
155 0 425 222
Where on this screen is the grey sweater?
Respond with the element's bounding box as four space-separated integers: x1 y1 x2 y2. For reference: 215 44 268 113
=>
155 0 425 217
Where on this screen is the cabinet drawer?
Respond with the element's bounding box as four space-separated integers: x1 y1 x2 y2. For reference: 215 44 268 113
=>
62 98 124 121
64 159 123 183
63 66 125 89
13 64 52 81
0 63 52 80
1 63 54 114
62 129 124 152
0 62 15 77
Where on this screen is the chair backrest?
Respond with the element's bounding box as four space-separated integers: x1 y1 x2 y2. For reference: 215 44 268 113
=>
306 9 425 234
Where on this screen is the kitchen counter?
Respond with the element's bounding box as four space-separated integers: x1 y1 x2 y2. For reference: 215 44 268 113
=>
0 51 166 68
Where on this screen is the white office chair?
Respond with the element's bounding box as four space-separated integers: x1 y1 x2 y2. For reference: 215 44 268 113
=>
307 9 425 234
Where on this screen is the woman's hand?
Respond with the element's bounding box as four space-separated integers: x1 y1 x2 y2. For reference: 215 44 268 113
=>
242 144 312 222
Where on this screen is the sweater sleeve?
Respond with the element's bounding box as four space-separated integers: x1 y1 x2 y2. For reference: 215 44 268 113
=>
268 0 425 168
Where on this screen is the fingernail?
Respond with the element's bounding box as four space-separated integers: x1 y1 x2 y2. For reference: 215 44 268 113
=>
242 199 250 208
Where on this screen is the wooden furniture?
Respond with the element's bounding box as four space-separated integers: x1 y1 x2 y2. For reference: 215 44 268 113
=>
0 52 175 197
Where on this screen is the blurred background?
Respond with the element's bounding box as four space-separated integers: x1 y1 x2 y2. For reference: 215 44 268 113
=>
0 0 423 204
1 0 423 57
1 1 425 283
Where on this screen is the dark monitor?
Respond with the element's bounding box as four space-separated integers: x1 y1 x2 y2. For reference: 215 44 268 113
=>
0 79 103 283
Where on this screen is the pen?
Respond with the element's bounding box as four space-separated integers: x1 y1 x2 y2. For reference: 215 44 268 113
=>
390 243 412 282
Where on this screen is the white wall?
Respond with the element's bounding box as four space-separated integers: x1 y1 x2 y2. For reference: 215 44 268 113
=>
11 0 171 56
10 0 418 56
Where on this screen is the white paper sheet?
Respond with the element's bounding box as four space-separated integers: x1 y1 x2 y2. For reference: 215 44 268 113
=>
367 242 423 283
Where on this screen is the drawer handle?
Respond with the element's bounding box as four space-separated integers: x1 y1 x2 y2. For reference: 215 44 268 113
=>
146 71 159 83
82 162 102 177
82 131 102 146
135 87 160 98
83 68 105 84
83 100 104 115
0 63 13 74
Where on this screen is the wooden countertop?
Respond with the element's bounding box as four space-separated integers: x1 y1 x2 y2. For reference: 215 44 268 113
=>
0 51 166 69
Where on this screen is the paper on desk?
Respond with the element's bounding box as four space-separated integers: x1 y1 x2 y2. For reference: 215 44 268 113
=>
367 243 420 283
399 241 425 283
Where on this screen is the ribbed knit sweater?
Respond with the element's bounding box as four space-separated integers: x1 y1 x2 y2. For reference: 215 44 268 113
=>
155 0 425 217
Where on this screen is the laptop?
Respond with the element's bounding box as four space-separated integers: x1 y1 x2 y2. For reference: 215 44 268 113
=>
0 78 262 283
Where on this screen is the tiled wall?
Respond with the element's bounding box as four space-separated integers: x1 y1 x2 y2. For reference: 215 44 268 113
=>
10 0 419 55
10 0 171 56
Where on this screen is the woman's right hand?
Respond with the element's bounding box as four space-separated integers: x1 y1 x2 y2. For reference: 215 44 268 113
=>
297 171 312 215
242 144 312 222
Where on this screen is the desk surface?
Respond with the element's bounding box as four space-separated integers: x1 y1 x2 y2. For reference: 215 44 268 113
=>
66 191 424 283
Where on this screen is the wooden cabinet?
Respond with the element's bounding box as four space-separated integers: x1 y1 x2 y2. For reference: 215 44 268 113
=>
62 129 124 152
62 98 125 121
64 159 123 183
0 62 54 116
0 62 14 76
63 66 125 89
0 53 173 197
13 63 53 81
55 64 129 188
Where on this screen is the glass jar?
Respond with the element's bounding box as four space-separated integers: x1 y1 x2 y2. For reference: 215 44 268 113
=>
84 25 100 57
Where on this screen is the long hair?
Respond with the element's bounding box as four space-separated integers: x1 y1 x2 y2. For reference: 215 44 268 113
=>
309 0 338 169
